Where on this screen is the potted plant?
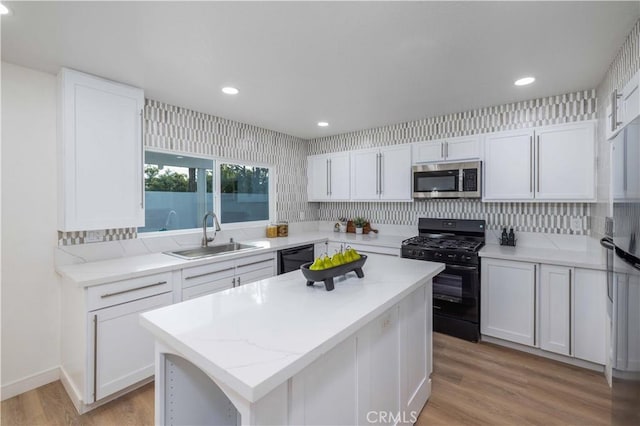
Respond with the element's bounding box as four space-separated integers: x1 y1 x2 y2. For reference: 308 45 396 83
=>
353 216 367 234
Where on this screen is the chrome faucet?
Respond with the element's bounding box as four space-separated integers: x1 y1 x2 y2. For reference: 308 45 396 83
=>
201 211 221 247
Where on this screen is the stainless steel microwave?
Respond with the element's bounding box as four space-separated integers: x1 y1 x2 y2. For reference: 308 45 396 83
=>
412 161 482 199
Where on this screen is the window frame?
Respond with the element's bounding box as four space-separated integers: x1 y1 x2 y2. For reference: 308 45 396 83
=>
139 148 275 236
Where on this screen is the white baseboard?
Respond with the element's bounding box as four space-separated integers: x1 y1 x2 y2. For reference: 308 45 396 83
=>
59 366 83 413
1 366 60 401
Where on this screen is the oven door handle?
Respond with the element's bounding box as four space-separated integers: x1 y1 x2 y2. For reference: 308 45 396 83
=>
446 264 478 271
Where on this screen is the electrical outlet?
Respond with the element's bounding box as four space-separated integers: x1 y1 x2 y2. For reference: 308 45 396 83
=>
85 230 105 243
570 218 582 232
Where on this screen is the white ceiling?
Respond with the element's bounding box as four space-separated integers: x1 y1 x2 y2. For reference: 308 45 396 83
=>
2 2 639 139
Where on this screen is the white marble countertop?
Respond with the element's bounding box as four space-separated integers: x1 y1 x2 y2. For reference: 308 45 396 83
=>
479 243 607 270
140 254 444 403
56 231 407 287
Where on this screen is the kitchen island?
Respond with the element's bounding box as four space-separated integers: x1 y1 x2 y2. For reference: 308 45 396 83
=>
140 254 444 425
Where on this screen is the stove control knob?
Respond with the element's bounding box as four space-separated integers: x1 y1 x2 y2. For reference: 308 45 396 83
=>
447 253 457 260
435 253 443 258
419 251 424 257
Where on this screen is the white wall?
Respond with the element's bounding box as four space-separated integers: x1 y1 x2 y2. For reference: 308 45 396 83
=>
1 62 60 398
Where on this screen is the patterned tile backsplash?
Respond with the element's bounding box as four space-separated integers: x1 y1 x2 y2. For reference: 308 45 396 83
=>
58 228 137 246
318 201 590 235
309 90 598 236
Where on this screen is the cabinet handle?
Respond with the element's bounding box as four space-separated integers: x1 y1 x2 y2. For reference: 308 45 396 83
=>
611 90 623 131
232 277 236 287
237 259 273 269
533 264 537 346
140 110 145 210
185 267 234 280
329 159 332 196
623 138 628 191
375 153 379 194
100 281 167 298
441 143 444 159
529 136 533 193
326 159 330 196
379 153 383 195
536 135 540 193
569 269 573 355
378 154 382 194
445 142 448 158
93 314 98 402
237 277 241 286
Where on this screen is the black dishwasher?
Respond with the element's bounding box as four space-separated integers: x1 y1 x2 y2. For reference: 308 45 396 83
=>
277 244 315 274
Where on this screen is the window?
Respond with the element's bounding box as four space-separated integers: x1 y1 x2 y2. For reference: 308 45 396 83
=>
220 163 270 224
139 151 271 233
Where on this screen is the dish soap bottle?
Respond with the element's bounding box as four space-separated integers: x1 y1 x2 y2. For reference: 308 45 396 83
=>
508 228 515 246
501 228 508 246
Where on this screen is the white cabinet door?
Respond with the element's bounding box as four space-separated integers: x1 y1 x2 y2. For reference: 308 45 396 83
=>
90 292 172 402
399 284 430 416
290 337 357 425
612 131 627 201
58 68 145 231
350 149 380 200
307 154 330 201
624 122 640 200
539 265 571 355
235 253 275 286
621 69 640 126
444 135 480 161
412 140 445 163
534 122 595 200
483 129 534 200
573 269 607 364
481 258 536 346
356 307 400 425
380 145 412 201
328 152 351 201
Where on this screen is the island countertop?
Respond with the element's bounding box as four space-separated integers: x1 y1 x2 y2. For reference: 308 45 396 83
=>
140 254 444 403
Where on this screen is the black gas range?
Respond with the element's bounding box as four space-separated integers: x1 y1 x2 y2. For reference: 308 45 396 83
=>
401 218 485 342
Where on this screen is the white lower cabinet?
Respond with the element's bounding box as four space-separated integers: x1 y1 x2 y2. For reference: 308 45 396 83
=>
61 271 174 411
90 291 173 401
481 257 607 365
182 259 236 300
291 283 431 425
573 269 607 364
181 253 276 300
481 258 536 346
539 265 571 355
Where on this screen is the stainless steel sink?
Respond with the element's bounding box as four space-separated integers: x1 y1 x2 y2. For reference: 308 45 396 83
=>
166 242 259 260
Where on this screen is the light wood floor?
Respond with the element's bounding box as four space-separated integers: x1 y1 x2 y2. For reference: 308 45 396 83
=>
2 333 611 425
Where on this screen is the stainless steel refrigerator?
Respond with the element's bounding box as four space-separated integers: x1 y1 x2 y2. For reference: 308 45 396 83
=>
609 115 640 425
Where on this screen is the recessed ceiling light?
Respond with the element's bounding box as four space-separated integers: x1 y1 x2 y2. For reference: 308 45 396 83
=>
317 122 329 127
514 77 535 86
0 3 11 15
221 87 239 95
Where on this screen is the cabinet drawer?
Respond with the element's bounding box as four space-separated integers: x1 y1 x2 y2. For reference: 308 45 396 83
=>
235 253 275 273
237 267 274 287
182 259 235 289
348 243 399 257
87 272 173 311
182 278 233 301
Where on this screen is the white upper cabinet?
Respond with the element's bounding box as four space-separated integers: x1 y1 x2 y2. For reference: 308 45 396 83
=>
412 135 479 163
307 152 350 201
535 122 595 200
483 129 534 200
58 68 145 231
608 69 640 140
483 121 595 202
351 145 412 201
